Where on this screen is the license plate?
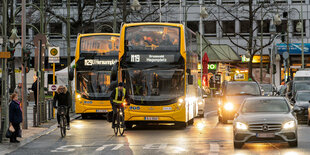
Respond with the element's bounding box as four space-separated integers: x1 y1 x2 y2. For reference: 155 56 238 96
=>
256 133 275 138
96 110 108 113
145 117 159 120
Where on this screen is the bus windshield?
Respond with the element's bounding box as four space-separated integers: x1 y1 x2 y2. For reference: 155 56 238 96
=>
126 69 184 104
77 71 112 99
125 26 180 51
80 35 119 55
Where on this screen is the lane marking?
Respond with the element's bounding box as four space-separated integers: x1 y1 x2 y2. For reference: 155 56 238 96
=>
209 143 220 155
51 145 82 152
205 110 217 118
143 144 167 150
96 144 124 151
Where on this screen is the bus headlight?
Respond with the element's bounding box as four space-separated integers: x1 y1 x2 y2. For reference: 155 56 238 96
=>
283 121 295 129
236 122 248 130
224 102 234 111
76 94 81 100
178 98 184 106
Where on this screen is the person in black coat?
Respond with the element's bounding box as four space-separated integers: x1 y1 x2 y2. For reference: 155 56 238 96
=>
53 86 72 130
31 76 38 105
9 93 23 143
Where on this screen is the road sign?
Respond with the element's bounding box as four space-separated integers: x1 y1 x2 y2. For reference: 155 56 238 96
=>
277 43 310 55
51 85 57 91
283 52 289 60
0 52 11 58
48 47 60 63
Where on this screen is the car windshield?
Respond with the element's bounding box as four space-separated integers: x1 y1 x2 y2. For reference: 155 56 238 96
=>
76 71 112 99
294 83 310 92
125 25 180 51
241 99 290 113
226 83 260 96
125 69 184 103
261 84 273 92
296 92 310 101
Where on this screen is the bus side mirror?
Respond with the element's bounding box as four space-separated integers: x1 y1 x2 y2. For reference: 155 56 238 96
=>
69 67 74 81
188 75 193 85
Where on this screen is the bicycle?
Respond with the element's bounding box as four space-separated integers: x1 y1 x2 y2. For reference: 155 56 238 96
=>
113 102 126 136
58 105 68 137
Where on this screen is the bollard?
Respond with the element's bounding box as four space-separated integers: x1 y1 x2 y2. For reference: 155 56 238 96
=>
43 100 47 122
33 104 38 127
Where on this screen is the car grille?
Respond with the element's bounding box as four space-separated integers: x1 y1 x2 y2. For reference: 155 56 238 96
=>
248 123 282 133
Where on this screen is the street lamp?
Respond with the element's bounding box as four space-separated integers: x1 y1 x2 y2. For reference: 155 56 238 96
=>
131 0 141 11
9 27 20 44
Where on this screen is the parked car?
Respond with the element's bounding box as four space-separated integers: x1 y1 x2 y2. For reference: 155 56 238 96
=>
260 84 276 96
233 97 298 148
292 90 310 123
218 81 262 124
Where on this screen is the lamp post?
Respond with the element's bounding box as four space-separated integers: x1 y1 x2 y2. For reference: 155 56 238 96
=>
199 0 208 95
269 14 281 85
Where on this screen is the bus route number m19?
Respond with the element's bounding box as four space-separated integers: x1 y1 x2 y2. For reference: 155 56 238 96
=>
131 55 140 62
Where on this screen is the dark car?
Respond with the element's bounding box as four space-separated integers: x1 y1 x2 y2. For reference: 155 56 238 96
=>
287 81 310 100
292 90 310 123
233 97 298 148
260 84 276 96
218 81 262 124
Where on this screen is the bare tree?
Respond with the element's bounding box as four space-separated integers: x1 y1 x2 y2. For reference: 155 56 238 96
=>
210 1 286 80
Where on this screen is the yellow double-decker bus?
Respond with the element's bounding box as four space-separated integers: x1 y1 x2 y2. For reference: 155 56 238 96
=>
74 33 120 119
119 23 199 128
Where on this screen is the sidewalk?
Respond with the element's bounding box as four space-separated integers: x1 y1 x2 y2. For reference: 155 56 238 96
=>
0 102 79 155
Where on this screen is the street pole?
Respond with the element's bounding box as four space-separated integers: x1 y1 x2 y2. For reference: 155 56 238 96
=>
179 0 182 23
159 0 162 22
1 0 9 142
199 1 203 96
67 0 72 111
113 0 117 33
21 0 28 129
260 5 263 83
286 13 290 81
301 1 304 69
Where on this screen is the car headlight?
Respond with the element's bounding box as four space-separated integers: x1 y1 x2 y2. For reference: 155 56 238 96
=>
236 122 248 130
283 121 295 129
224 102 234 111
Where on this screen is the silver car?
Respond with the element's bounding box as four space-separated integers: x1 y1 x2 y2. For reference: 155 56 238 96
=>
233 97 298 148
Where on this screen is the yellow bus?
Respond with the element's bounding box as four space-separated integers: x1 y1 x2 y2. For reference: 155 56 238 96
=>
74 33 120 119
119 23 199 128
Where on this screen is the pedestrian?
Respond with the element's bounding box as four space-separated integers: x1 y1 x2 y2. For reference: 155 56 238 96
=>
110 82 130 129
53 86 72 130
9 93 22 143
31 76 38 105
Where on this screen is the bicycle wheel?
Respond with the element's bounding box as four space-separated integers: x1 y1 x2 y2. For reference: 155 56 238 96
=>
60 116 66 137
114 109 119 136
62 117 66 137
119 110 125 136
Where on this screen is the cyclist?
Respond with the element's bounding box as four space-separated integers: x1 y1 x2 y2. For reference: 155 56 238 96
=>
53 85 72 130
110 82 129 129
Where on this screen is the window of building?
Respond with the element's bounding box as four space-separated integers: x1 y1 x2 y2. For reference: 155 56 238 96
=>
187 21 199 33
240 20 250 34
274 0 287 3
276 20 287 33
85 0 95 5
70 23 78 37
222 0 235 4
204 21 216 37
292 0 306 3
51 0 62 6
222 21 235 36
293 20 306 36
204 0 216 4
257 20 270 36
49 23 63 39
71 0 78 6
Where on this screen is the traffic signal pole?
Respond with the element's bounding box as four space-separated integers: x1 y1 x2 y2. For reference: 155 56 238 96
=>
21 0 28 129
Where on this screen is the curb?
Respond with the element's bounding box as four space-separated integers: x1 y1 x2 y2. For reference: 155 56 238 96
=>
0 114 80 155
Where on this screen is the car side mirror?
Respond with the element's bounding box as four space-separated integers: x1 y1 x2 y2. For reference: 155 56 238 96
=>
293 106 301 113
69 67 74 81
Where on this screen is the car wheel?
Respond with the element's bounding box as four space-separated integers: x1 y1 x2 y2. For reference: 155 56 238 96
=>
289 140 298 147
233 141 244 149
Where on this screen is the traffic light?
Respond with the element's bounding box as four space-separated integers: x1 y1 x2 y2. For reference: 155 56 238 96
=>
281 32 286 43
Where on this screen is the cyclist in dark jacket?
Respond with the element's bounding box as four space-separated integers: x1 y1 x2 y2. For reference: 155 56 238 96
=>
9 93 22 143
110 83 130 128
53 86 72 130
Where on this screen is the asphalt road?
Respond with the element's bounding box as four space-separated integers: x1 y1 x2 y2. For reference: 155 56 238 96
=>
8 99 310 155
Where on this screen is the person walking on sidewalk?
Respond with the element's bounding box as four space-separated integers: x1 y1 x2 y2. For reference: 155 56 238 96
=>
9 93 23 143
53 86 72 130
31 76 38 105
